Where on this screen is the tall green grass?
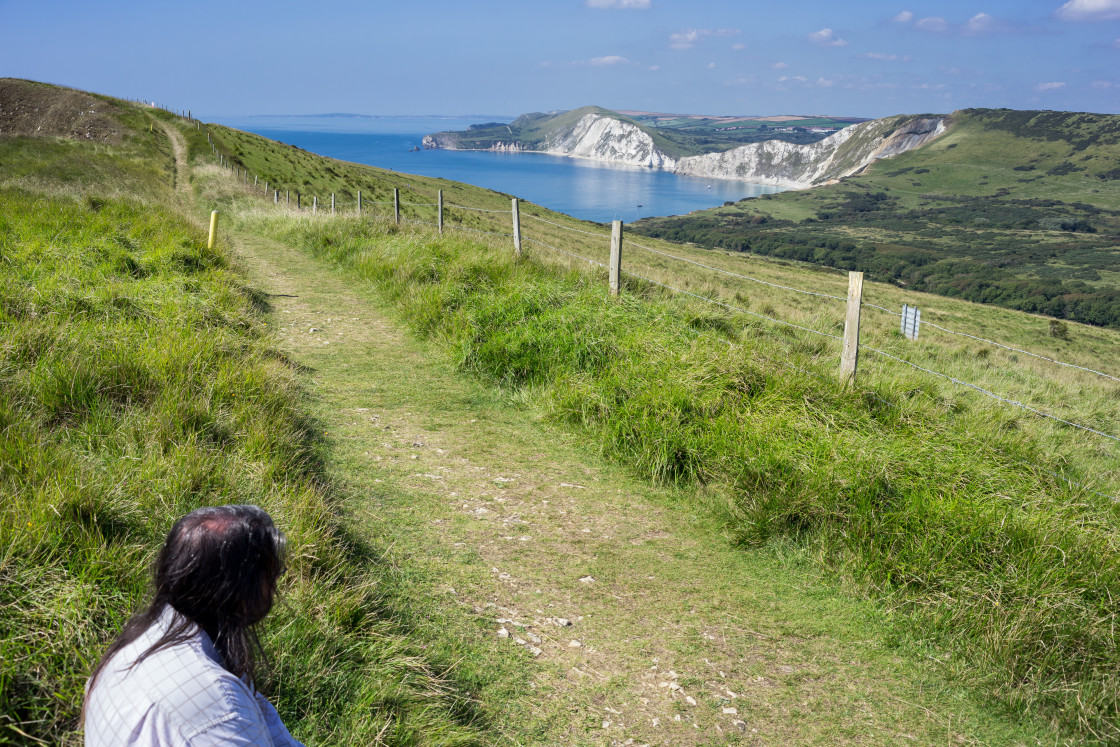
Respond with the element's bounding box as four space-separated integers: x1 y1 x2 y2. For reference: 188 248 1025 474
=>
249 212 1120 743
0 189 483 745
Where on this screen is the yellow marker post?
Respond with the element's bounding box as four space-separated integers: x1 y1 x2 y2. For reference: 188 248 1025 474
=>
207 211 219 250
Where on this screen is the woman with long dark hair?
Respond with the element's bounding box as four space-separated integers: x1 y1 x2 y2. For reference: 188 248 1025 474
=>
83 504 303 746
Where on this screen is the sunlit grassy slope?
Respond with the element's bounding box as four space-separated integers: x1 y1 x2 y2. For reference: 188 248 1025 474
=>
4 77 1120 743
201 101 1120 742
0 78 489 746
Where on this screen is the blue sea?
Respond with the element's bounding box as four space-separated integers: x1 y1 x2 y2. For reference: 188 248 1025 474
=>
212 115 784 223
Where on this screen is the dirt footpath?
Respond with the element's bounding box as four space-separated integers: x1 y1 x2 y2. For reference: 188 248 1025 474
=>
216 215 1049 747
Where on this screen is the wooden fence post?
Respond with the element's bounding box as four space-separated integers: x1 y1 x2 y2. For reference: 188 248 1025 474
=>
393 188 400 224
313 196 317 214
437 189 444 234
511 198 522 256
286 190 290 207
609 220 623 297
274 190 279 204
297 193 301 210
331 193 335 214
840 271 864 383
254 175 257 187
357 190 362 214
207 211 219 250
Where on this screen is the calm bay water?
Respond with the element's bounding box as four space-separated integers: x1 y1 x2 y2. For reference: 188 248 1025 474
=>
213 115 783 223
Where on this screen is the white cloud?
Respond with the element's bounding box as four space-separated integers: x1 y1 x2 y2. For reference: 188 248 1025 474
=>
964 12 996 32
816 77 837 87
669 28 740 50
903 12 1021 35
914 16 949 32
1091 79 1115 89
731 42 746 50
807 28 849 46
589 55 629 66
778 75 808 83
707 62 717 69
859 52 910 61
771 61 789 69
544 55 657 69
1035 81 1067 91
586 0 651 8
1055 0 1120 21
893 10 914 22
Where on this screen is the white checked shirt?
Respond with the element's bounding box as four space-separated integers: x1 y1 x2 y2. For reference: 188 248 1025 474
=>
84 607 304 746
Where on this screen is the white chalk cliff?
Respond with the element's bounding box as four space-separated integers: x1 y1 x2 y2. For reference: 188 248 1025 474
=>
673 116 946 188
423 112 947 188
542 113 677 170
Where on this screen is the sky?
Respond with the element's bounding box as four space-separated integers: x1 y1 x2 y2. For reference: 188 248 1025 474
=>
3 0 1120 119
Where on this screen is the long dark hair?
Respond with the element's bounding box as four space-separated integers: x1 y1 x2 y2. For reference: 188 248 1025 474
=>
87 504 287 695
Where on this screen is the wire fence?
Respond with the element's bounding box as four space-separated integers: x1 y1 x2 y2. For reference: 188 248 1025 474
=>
201 131 1120 499
627 238 850 303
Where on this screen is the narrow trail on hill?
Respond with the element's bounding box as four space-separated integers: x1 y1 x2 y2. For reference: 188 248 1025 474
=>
158 119 190 198
220 225 1050 747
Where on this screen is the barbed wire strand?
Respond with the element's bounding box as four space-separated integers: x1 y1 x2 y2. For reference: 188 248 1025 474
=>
627 239 849 303
1018 461 1120 503
620 269 843 341
524 236 606 267
927 320 1120 383
448 224 515 238
860 345 1120 443
522 213 612 239
864 302 903 317
400 201 438 207
863 302 1120 381
446 203 511 214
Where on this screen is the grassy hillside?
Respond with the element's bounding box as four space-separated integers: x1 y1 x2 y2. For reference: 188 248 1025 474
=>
0 79 492 746
633 108 1120 328
5 77 1120 743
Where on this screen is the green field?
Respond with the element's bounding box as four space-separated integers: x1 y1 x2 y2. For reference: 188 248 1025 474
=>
4 78 1120 745
633 109 1120 328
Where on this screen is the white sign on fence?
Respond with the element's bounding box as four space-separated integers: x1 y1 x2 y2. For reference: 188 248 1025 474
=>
901 303 921 340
